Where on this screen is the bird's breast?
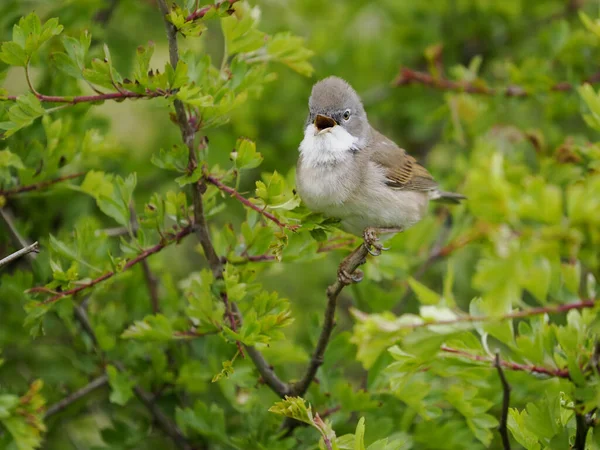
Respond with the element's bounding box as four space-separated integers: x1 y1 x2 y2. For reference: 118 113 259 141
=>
296 157 357 214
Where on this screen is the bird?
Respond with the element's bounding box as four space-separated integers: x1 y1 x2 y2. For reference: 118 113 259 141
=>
296 76 465 283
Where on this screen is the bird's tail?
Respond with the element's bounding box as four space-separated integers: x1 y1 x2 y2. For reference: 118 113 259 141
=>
430 190 467 204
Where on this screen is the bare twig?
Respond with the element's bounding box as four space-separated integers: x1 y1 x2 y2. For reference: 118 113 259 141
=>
292 242 369 397
0 241 39 268
206 175 299 231
494 353 511 450
186 0 239 21
45 375 109 418
395 67 600 97
94 0 120 25
156 0 284 393
0 172 85 197
0 208 37 263
2 90 167 104
441 346 570 379
574 412 591 450
31 225 193 305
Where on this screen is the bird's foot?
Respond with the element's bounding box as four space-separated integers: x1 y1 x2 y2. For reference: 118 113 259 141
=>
337 246 368 285
362 227 404 256
338 266 364 285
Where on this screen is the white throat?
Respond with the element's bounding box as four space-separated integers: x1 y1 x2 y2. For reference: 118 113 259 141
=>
299 124 360 167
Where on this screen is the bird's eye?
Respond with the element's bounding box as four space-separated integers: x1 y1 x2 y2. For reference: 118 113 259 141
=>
343 109 351 121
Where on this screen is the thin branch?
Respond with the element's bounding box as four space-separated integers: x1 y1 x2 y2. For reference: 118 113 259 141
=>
32 225 193 305
0 241 39 268
0 208 37 263
2 90 166 104
45 375 109 418
0 172 85 197
206 175 300 231
292 242 369 397
385 298 596 331
186 0 239 21
156 0 285 394
76 306 196 450
12 224 195 449
441 346 570 379
574 414 588 450
494 353 511 450
395 67 600 97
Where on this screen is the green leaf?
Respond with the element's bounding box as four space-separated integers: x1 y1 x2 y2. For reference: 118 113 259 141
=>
270 397 338 448
231 137 263 170
407 278 441 305
121 314 175 341
0 42 28 66
0 93 46 137
0 149 25 169
221 3 266 56
106 365 134 406
266 32 314 76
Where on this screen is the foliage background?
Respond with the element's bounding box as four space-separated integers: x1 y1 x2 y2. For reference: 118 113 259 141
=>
1 0 600 449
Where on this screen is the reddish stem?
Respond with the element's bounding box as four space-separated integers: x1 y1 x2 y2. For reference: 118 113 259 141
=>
186 0 239 21
4 90 164 104
206 175 299 231
34 226 193 306
0 172 85 197
440 346 570 379
396 299 596 331
395 67 600 97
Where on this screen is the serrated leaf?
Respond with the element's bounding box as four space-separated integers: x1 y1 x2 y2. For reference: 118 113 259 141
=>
106 365 134 406
121 314 175 341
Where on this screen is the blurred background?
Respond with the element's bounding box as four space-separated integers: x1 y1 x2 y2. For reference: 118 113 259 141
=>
2 0 600 448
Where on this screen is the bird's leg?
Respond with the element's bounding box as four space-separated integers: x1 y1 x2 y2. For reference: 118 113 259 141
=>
363 226 403 256
337 244 367 285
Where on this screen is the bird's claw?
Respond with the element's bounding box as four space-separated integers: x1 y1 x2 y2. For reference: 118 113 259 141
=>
363 227 389 256
338 268 363 285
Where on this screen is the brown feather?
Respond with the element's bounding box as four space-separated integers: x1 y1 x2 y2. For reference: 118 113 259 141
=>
368 129 438 192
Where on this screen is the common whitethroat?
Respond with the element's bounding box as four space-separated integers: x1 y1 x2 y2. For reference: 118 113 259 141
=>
296 76 465 282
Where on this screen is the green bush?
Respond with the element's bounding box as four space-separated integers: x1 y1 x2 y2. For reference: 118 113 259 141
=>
1 1 599 449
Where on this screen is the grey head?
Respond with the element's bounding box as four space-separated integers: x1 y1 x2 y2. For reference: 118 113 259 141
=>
306 76 370 142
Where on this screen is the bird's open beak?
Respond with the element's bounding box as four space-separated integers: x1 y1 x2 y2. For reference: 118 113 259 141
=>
314 114 337 134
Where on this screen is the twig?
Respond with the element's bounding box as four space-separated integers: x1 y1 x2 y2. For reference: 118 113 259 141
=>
186 0 239 21
384 299 596 331
77 307 196 450
494 353 511 450
157 0 283 392
395 67 600 97
45 375 109 418
0 208 37 263
206 175 299 231
574 412 591 450
292 242 369 397
2 90 166 104
0 241 39 268
441 346 570 378
222 292 244 357
32 225 193 305
0 172 85 197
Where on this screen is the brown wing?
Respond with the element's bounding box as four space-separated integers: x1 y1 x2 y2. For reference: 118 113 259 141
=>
369 130 438 192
